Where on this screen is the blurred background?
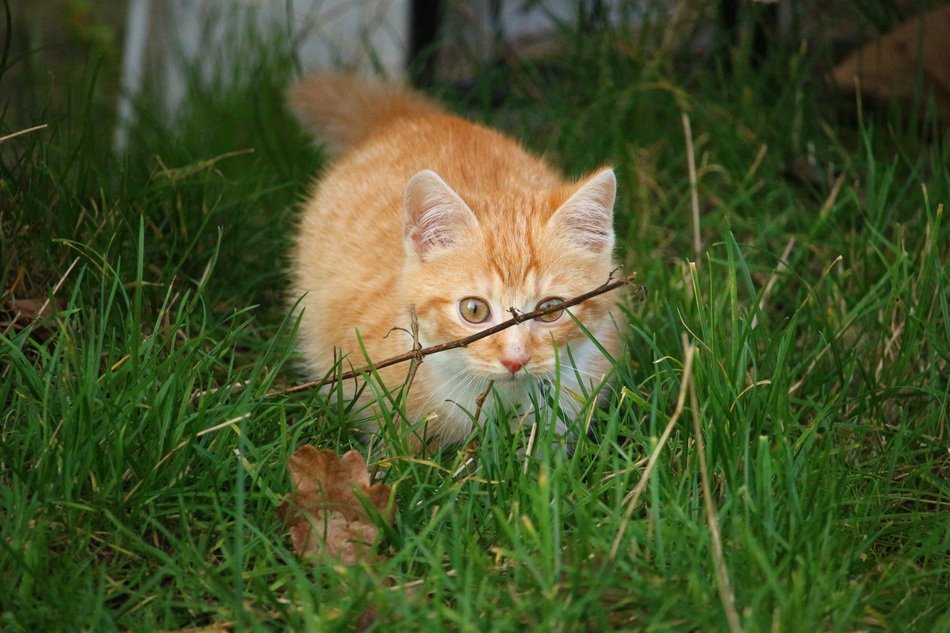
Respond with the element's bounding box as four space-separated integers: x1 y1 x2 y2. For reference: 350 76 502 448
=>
4 0 949 148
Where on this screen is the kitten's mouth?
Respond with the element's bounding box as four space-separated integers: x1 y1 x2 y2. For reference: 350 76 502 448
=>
493 369 539 383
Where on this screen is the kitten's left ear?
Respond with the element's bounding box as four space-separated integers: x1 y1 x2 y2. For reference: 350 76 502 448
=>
404 169 479 260
549 168 616 254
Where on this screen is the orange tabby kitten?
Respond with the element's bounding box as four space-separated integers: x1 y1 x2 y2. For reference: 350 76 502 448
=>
288 74 623 447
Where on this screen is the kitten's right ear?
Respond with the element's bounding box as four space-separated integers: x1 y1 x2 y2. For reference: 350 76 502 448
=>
549 168 616 254
404 170 478 260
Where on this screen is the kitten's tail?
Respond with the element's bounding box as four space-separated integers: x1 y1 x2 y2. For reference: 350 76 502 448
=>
288 73 441 157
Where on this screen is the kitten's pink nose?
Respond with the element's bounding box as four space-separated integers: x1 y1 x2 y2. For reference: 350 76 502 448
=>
500 355 530 374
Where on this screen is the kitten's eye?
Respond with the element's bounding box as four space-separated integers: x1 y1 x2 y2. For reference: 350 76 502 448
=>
535 297 565 322
459 297 491 324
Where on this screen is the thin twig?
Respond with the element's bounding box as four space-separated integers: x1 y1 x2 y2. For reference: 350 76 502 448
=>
265 273 642 398
391 304 425 438
682 112 702 262
690 370 744 633
400 304 424 396
609 336 695 561
472 380 495 427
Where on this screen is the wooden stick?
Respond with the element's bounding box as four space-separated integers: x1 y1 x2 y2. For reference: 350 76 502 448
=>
265 272 643 398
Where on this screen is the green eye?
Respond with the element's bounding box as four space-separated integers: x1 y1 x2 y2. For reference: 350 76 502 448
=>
535 297 565 322
459 297 491 324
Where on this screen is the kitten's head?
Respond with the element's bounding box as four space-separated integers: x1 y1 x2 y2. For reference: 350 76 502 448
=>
402 168 620 388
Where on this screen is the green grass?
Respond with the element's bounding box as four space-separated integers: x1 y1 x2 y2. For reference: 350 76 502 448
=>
2 5 949 631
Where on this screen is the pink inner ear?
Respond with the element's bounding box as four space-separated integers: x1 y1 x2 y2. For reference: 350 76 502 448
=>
551 169 617 253
404 169 478 258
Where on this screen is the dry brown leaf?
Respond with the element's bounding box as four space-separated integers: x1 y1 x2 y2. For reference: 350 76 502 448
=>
278 445 393 564
833 6 950 119
1 297 66 341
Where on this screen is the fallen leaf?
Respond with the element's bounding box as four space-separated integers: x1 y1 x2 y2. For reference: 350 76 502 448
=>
0 297 66 341
833 6 950 120
278 445 393 564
